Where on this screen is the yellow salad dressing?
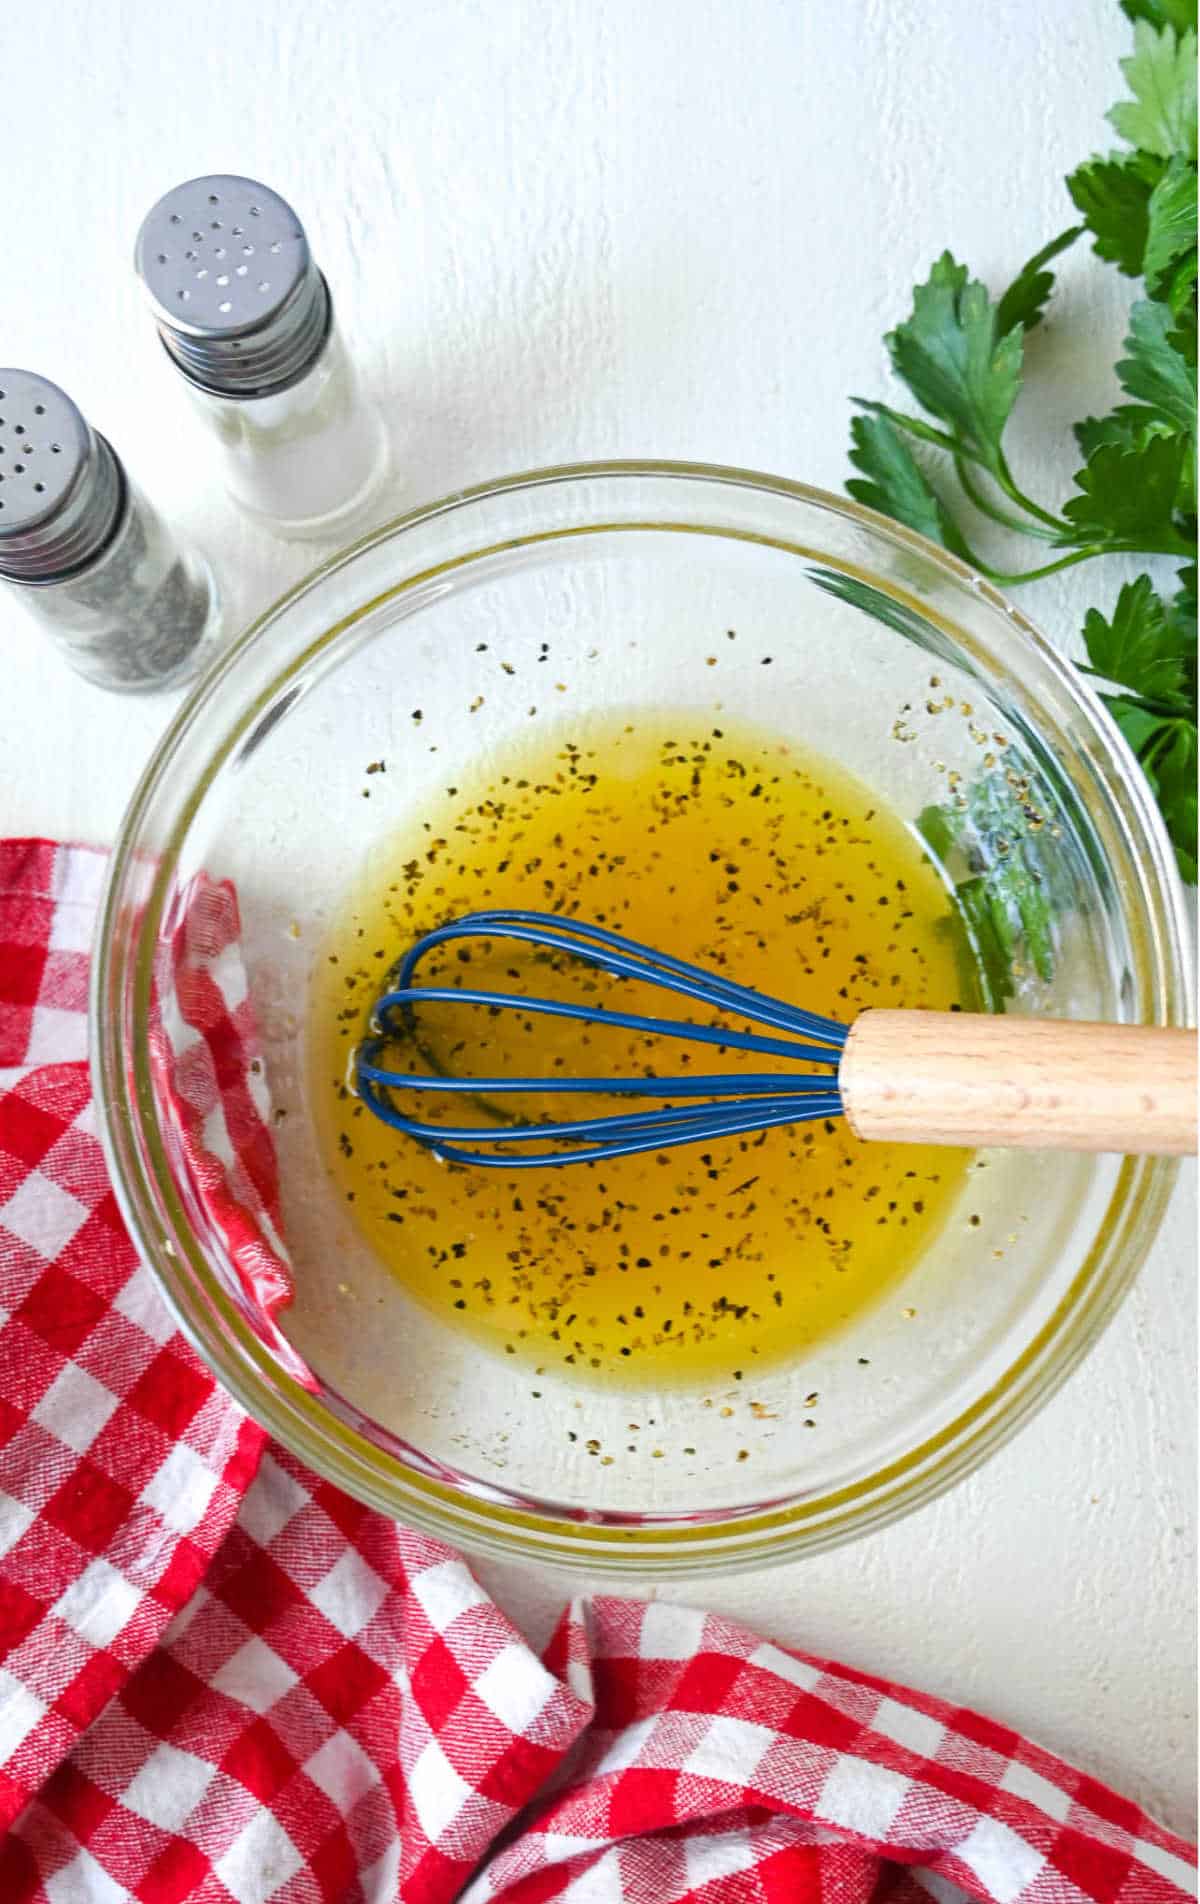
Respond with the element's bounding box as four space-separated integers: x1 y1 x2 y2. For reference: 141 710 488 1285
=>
312 715 972 1383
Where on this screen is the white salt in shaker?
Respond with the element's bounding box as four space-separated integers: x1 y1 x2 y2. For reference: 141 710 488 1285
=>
0 371 221 693
135 175 389 540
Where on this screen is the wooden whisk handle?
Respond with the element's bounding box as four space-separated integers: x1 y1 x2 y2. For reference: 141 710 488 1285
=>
839 1012 1197 1155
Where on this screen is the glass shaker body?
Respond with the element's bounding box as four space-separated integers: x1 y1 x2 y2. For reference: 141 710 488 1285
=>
136 175 389 539
181 320 388 540
0 370 221 694
8 474 220 692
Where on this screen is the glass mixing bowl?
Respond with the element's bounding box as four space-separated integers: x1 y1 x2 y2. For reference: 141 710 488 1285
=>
93 463 1190 1574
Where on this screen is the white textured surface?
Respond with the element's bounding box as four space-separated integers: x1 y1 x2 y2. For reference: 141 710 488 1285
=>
1 0 1194 1836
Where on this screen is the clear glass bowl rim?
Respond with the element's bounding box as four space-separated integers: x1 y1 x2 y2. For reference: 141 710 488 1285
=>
92 459 1192 1576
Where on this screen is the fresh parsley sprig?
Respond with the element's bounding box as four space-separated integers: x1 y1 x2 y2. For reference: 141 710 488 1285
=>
846 0 1197 879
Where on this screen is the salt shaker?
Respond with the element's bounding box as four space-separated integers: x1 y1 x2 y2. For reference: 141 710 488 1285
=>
0 371 221 694
135 175 389 539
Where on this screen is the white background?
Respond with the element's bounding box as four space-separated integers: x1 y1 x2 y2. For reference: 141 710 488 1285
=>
1 0 1194 1836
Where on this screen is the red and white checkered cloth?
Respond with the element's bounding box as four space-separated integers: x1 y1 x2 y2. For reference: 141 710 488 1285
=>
0 839 1194 1904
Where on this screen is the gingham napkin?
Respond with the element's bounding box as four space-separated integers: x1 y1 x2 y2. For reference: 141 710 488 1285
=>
0 840 1194 1904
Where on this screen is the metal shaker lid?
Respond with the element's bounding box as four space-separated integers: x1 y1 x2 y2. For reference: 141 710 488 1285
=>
135 175 330 398
0 372 121 582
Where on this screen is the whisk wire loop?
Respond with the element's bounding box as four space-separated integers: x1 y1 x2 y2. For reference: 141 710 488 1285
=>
356 910 849 1166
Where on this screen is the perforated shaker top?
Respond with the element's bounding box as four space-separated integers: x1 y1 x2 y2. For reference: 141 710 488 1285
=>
135 176 330 397
0 372 121 581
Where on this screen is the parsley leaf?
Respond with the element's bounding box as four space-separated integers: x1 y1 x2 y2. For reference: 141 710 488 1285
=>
1073 403 1174 455
995 226 1084 335
846 414 972 556
1143 154 1199 291
1168 262 1199 323
885 253 1024 473
951 879 1018 1010
1116 296 1198 429
917 766 1060 1008
1168 282 1198 359
1107 697 1199 877
1086 566 1197 877
1062 431 1191 542
1119 0 1197 30
1170 560 1198 641
1068 152 1161 272
1151 723 1198 879
1108 21 1198 159
1081 572 1193 701
1177 434 1197 517
843 4 1197 887
852 399 999 471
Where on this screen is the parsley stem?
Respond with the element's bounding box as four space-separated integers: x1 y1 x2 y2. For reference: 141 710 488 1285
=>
987 541 1187 586
953 458 1059 541
1141 718 1191 771
986 546 1112 585
994 454 1074 534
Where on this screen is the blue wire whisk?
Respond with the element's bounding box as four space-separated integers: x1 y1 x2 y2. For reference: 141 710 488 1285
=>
353 909 1196 1165
355 910 846 1167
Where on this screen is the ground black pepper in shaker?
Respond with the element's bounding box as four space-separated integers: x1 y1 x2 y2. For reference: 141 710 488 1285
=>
0 371 221 694
135 175 389 539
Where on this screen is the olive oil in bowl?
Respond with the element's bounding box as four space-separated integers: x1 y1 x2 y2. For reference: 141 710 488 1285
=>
312 714 972 1384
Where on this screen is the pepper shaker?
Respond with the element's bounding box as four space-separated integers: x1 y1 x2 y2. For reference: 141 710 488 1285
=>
0 371 221 694
135 175 389 540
